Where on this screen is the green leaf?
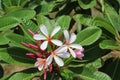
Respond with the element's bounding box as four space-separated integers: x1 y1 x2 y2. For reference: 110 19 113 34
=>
99 40 120 50
69 67 112 80
37 14 54 33
4 68 39 80
104 3 120 31
94 17 117 36
0 47 35 66
73 14 94 27
39 1 55 15
5 9 36 20
56 15 71 30
76 27 102 46
0 17 20 31
0 33 9 45
78 0 97 9
5 33 34 52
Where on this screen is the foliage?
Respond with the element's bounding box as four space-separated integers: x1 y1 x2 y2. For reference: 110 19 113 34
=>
0 0 120 80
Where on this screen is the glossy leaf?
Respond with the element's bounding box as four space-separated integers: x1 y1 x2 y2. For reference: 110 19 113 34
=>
78 0 97 9
5 9 36 20
56 15 71 30
0 17 20 31
73 14 93 27
76 27 102 46
99 40 120 50
0 33 9 45
104 3 120 31
0 47 35 66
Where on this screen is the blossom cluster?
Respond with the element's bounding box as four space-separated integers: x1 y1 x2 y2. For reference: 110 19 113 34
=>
21 25 84 80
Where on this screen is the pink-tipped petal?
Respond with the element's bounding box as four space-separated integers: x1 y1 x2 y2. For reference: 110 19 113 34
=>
70 44 83 49
54 56 64 66
69 48 76 58
33 34 46 40
46 55 53 65
63 30 69 41
40 41 48 50
70 33 76 43
40 24 48 37
51 39 63 46
51 26 61 37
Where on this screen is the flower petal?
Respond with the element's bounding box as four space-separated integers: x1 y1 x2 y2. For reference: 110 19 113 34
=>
38 64 44 71
57 52 70 58
51 39 63 46
63 30 69 41
46 55 53 65
69 48 76 58
54 56 64 66
33 34 46 40
55 46 67 53
40 41 48 50
51 26 61 37
70 33 76 43
70 44 83 49
40 24 48 37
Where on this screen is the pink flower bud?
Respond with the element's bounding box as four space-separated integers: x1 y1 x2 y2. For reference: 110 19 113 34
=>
44 69 47 80
28 29 34 36
49 64 53 72
36 53 43 58
21 42 30 47
26 53 36 58
74 48 84 59
28 44 39 49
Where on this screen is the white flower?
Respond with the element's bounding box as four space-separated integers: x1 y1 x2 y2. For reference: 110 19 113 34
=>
63 30 83 58
33 25 63 50
46 46 70 66
35 58 49 71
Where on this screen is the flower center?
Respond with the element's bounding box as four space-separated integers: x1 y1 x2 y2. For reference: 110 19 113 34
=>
42 59 46 64
47 36 52 42
51 51 56 56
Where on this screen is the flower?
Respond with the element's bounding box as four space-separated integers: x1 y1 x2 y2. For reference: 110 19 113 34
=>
63 30 83 58
34 58 48 71
46 46 70 66
74 48 84 59
33 25 63 50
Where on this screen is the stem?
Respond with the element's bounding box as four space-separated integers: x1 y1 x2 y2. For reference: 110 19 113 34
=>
70 22 78 33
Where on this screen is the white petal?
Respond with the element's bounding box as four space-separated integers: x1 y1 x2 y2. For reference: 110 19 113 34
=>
51 39 63 46
55 46 67 53
34 62 40 67
33 34 46 40
40 41 48 50
51 26 61 37
46 55 53 65
70 44 83 49
69 48 76 58
38 64 44 71
40 24 48 37
70 33 76 43
57 52 70 58
63 30 69 41
54 56 64 66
